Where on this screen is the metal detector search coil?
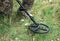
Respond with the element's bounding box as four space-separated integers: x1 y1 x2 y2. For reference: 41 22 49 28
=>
16 0 50 34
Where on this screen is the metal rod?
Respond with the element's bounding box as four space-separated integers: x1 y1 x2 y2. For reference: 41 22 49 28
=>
16 0 37 25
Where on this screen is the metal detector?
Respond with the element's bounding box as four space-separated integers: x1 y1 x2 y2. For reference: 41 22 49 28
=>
16 0 50 34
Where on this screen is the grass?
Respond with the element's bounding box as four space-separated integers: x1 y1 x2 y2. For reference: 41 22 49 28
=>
0 0 60 41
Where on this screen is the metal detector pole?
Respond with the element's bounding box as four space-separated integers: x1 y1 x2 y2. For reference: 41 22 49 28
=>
16 0 37 25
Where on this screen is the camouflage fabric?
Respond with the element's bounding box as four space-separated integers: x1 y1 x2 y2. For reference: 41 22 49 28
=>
0 0 13 15
22 0 34 10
